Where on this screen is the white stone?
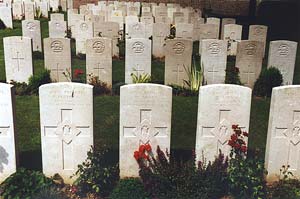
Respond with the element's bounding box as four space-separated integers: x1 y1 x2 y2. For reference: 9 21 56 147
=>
12 2 23 20
22 20 42 52
221 18 236 39
198 24 219 54
152 23 170 58
196 84 252 163
140 16 154 38
49 20 67 38
127 22 147 38
265 86 300 182
86 37 112 86
50 13 64 21
206 17 220 37
249 25 268 56
0 83 17 183
201 39 227 84
74 21 93 54
125 38 151 84
236 40 264 88
176 23 193 40
120 83 172 178
24 3 34 20
125 16 139 37
3 36 33 83
68 13 84 34
49 0 59 11
165 39 193 87
223 24 242 56
39 82 93 184
192 18 205 41
36 1 49 19
0 6 13 28
44 38 71 82
267 40 298 85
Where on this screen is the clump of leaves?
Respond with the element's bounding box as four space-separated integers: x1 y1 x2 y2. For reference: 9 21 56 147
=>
131 70 151 84
35 7 42 19
73 147 119 198
183 57 203 92
27 69 51 95
225 64 242 85
87 74 112 95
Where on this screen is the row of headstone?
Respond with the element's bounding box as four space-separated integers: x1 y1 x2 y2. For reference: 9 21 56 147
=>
2 82 300 183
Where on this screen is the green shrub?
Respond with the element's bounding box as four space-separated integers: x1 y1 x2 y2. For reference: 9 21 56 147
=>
10 81 30 95
109 178 150 199
225 64 242 85
74 147 119 197
0 19 6 29
253 67 283 97
32 187 67 199
0 168 54 199
267 179 300 199
131 72 151 83
87 75 112 95
137 146 229 199
28 69 51 95
171 84 198 96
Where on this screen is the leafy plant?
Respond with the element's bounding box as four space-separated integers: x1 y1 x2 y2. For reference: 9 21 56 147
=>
225 64 242 85
183 58 203 92
87 74 112 95
73 69 85 83
0 168 54 199
74 147 119 197
253 67 283 97
27 69 52 95
35 7 42 19
228 125 266 199
32 187 67 199
267 178 300 199
109 178 150 199
131 70 151 84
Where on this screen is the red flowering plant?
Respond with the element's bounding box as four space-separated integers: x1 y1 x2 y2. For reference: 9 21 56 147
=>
228 124 248 159
133 143 154 166
73 69 85 83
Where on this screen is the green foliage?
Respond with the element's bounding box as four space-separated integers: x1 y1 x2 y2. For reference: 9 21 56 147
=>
138 146 229 199
32 187 67 199
131 71 151 84
225 64 242 85
35 7 42 19
109 178 150 199
87 75 112 96
28 69 51 95
74 147 119 197
254 67 283 97
184 60 203 92
0 168 54 199
171 84 198 96
267 179 300 199
0 19 6 29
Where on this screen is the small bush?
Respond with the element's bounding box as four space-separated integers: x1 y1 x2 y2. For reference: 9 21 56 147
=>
87 75 112 95
74 147 119 197
0 19 6 29
171 84 198 96
109 178 150 199
131 72 151 84
253 67 283 97
27 69 52 95
0 168 54 199
267 179 300 199
225 65 242 85
10 81 29 95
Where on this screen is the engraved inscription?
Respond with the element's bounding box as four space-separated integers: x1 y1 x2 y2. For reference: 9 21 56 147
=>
245 43 256 56
208 42 221 55
173 42 185 54
278 44 289 56
26 22 36 31
254 26 263 35
80 22 88 31
92 41 105 53
132 41 145 53
51 40 63 52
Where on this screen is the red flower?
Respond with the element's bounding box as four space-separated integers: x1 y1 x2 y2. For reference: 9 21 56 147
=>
232 125 238 129
243 132 249 137
231 134 238 141
139 145 146 153
144 143 152 152
74 69 84 78
134 151 140 160
228 140 234 147
234 143 240 149
241 145 247 153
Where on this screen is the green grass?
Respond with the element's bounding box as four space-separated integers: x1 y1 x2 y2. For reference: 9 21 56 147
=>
0 9 298 169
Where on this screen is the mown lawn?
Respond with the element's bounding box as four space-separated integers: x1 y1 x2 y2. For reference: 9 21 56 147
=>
0 7 297 169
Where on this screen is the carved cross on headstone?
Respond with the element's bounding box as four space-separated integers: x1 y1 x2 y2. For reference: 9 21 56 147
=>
12 51 24 71
93 63 105 79
123 109 167 145
44 109 90 170
207 65 219 83
0 126 10 136
51 63 65 81
275 110 300 171
241 65 255 86
172 64 184 84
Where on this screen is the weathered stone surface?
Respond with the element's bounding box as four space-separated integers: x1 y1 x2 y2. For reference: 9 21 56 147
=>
4 36 33 83
152 23 170 58
22 20 42 52
223 24 242 56
0 83 17 183
267 40 298 85
44 38 71 82
206 17 220 37
248 25 268 56
39 82 93 184
235 40 264 88
125 38 151 84
24 3 34 20
74 21 93 54
0 6 13 28
165 39 193 86
120 84 172 178
12 2 23 20
198 24 219 54
196 84 251 163
221 18 236 39
127 22 147 38
201 39 227 84
265 86 300 182
176 23 193 40
49 20 67 38
51 13 65 21
192 18 205 41
86 37 112 86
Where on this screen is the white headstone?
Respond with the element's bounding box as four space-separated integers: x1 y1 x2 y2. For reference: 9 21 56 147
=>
125 16 139 37
74 21 93 54
120 84 172 178
176 23 193 40
221 18 236 39
49 20 67 38
224 24 242 56
267 40 298 85
206 17 220 37
198 24 219 54
12 2 23 20
201 39 227 84
0 6 13 28
44 38 71 82
50 13 64 21
236 40 264 88
86 37 112 86
196 84 251 163
4 36 33 83
140 16 154 38
192 18 205 41
39 82 93 184
0 83 17 183
22 20 42 52
24 3 34 20
127 22 147 38
265 86 300 182
125 38 151 84
165 39 193 87
36 1 49 19
152 23 170 58
249 25 268 56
